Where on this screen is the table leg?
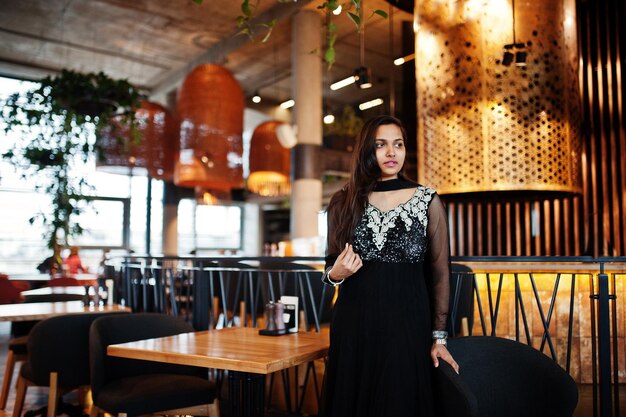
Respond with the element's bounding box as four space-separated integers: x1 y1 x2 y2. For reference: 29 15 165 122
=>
229 371 266 417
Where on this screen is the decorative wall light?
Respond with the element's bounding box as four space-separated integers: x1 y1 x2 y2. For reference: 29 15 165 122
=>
248 121 294 197
175 64 244 192
97 101 178 180
414 0 582 195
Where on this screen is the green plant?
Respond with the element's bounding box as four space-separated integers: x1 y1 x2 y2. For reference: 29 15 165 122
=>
1 69 142 248
194 0 387 68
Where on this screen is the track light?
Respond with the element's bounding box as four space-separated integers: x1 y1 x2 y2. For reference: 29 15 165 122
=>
502 51 514 66
354 66 372 89
359 98 384 111
330 76 356 91
515 51 527 66
393 53 415 66
502 43 527 67
252 92 261 103
280 99 295 109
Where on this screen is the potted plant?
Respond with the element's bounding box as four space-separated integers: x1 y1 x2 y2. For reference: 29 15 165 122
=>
1 69 142 248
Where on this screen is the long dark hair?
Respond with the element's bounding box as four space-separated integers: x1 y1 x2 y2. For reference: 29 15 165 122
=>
326 115 408 256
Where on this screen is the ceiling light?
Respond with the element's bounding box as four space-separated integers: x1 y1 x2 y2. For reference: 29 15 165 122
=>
515 51 527 66
502 51 514 66
332 5 342 15
354 66 372 89
393 53 415 66
252 93 261 103
330 76 356 91
323 114 335 124
359 98 384 111
280 99 295 109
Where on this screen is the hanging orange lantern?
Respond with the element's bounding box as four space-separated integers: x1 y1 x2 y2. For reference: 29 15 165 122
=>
175 64 244 191
248 121 291 197
97 101 178 180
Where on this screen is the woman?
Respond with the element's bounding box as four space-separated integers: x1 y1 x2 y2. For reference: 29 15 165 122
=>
63 246 88 274
322 115 459 417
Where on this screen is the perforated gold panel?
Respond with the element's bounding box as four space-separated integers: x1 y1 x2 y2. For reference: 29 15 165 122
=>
415 0 582 195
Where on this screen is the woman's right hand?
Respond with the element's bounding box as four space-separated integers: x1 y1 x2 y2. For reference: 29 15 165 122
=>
330 243 363 281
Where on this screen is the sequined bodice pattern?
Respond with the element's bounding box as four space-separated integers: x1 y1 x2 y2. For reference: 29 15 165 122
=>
352 186 435 263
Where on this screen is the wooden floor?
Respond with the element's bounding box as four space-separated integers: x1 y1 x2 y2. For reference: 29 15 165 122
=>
0 321 621 417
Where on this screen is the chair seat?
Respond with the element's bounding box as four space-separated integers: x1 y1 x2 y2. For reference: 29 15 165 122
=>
95 374 217 417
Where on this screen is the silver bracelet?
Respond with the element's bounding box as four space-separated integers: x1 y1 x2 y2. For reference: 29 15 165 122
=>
432 330 448 340
322 267 344 287
433 338 447 346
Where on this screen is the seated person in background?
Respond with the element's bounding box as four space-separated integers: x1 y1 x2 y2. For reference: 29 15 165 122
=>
36 244 63 275
63 246 88 274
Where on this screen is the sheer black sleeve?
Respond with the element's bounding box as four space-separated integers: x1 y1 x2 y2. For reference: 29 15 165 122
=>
324 200 339 270
426 193 450 332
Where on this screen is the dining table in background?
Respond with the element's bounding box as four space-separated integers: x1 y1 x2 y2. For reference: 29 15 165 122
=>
0 301 130 322
108 326 330 417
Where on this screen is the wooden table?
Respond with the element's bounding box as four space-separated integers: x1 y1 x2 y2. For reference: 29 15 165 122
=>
0 301 130 322
108 326 329 417
20 287 86 297
8 273 98 282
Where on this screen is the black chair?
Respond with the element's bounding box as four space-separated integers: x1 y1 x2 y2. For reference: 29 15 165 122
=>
0 332 28 410
89 313 219 417
448 263 475 337
1 295 91 411
12 312 126 417
433 336 578 417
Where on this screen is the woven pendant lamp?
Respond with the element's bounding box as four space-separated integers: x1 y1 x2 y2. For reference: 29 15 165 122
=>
248 121 291 197
175 64 244 191
97 101 178 180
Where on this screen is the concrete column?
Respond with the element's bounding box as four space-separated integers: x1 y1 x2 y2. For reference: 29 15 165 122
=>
162 181 178 256
161 89 179 256
291 10 322 243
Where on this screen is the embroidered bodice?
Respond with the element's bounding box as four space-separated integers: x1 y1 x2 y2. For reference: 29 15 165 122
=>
352 186 435 263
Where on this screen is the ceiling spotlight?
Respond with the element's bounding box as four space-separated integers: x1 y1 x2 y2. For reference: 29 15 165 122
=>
393 53 415 66
252 92 261 103
323 114 335 124
359 98 384 111
502 51 514 66
354 66 372 89
515 51 527 66
330 75 356 91
279 99 295 109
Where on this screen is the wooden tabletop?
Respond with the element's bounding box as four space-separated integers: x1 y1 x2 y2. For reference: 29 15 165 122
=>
20 286 86 297
8 273 99 282
0 301 130 322
108 326 330 374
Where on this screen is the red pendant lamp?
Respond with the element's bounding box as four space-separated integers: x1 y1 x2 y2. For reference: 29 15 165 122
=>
175 64 244 191
97 101 178 180
248 121 291 197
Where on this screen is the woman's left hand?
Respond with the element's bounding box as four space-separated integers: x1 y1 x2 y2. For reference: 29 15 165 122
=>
431 344 460 374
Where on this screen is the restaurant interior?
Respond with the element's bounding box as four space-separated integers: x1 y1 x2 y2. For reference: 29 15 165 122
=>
0 0 624 416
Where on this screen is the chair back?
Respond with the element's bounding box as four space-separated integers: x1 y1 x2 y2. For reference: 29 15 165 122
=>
24 312 127 387
433 336 578 417
89 313 205 401
0 278 22 304
448 263 475 336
